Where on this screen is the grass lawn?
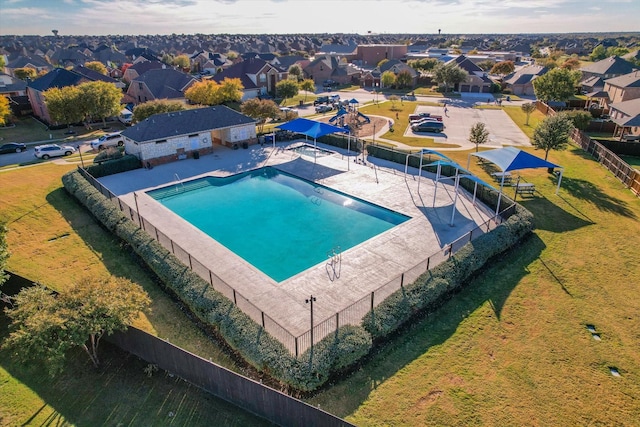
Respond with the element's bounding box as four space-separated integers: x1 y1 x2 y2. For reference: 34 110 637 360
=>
304 114 640 426
0 163 263 424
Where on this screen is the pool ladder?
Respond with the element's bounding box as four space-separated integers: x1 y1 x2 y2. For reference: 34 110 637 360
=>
174 173 185 193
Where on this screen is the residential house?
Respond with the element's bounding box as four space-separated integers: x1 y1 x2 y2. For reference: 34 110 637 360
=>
362 59 417 89
608 98 640 139
127 68 197 105
212 58 282 100
0 73 28 97
121 105 256 167
316 43 358 62
303 55 361 86
4 55 51 78
123 60 166 83
579 56 637 92
603 71 640 104
26 67 100 124
447 55 493 93
502 64 548 96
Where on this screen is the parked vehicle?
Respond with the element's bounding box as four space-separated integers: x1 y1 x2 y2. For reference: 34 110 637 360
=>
315 104 333 113
410 117 441 126
412 121 444 133
118 108 133 125
314 96 330 105
408 112 431 121
322 80 339 88
34 144 76 159
0 142 27 154
90 132 124 150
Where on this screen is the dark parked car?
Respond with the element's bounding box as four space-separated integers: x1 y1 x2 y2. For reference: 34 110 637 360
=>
412 121 444 133
314 96 330 105
0 142 27 154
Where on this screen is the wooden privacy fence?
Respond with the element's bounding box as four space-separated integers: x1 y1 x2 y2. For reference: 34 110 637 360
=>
571 129 640 196
106 327 354 427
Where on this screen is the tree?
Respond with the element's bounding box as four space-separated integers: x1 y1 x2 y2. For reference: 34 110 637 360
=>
589 45 606 61
185 80 221 105
132 99 185 123
298 79 316 102
377 58 389 68
43 85 84 131
381 71 396 88
79 81 122 128
241 98 279 133
173 54 191 71
490 61 515 77
477 59 496 72
84 61 107 75
0 95 11 127
532 114 573 160
14 67 37 81
432 62 468 93
561 57 581 70
4 277 150 376
606 46 629 57
275 79 299 102
395 70 413 89
287 64 303 81
469 122 490 152
532 67 578 102
521 102 537 126
217 77 244 103
408 58 439 72
561 110 592 131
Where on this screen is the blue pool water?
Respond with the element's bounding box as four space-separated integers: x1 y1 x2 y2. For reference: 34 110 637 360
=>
148 167 409 282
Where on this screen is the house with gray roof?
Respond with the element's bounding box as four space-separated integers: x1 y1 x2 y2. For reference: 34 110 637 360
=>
503 64 547 96
126 68 197 105
603 71 640 104
580 56 637 81
4 55 52 78
446 55 493 93
121 105 256 166
212 58 283 100
608 98 640 140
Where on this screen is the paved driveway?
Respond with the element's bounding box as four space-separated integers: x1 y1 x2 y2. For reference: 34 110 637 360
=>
403 103 531 150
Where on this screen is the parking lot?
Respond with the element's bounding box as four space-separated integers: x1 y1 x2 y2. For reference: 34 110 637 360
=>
403 102 531 149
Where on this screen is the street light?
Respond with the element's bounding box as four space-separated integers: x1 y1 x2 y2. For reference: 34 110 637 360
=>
305 295 316 351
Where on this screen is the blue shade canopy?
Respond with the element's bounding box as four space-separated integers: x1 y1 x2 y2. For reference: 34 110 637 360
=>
471 147 559 172
276 118 347 138
349 98 359 104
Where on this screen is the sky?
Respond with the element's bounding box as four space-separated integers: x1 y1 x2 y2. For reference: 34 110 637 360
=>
0 0 638 36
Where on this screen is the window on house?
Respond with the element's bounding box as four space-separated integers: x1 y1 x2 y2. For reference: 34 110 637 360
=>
259 73 266 82
138 82 143 90
188 134 198 137
155 139 167 144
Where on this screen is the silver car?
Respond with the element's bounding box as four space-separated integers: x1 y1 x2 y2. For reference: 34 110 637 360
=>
34 144 76 159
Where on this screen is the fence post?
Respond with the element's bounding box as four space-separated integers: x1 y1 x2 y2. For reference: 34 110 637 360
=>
469 229 473 242
209 270 213 285
400 272 404 288
370 291 374 312
188 253 192 270
295 337 298 357
170 240 174 254
261 311 265 328
426 256 430 271
336 312 339 331
448 244 453 259
233 289 237 305
155 228 159 241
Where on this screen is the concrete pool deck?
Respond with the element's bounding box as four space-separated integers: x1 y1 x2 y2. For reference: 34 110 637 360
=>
98 142 496 347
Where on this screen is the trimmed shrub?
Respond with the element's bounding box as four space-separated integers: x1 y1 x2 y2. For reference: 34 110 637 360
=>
86 154 142 178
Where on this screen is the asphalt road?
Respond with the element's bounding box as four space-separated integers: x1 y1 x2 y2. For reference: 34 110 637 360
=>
0 141 92 168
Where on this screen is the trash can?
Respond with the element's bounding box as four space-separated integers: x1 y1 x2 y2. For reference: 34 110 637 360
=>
193 150 200 159
299 100 304 106
242 142 249 149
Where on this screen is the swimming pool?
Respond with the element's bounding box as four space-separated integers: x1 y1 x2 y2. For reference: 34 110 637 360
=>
148 167 410 282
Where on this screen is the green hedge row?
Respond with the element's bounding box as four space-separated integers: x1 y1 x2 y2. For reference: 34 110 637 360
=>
85 154 142 178
362 205 534 339
62 167 533 391
62 170 370 391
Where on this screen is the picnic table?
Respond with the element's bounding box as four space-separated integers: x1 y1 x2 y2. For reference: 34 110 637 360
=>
491 172 512 184
514 182 535 196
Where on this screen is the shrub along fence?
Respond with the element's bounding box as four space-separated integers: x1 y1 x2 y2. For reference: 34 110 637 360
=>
65 153 533 391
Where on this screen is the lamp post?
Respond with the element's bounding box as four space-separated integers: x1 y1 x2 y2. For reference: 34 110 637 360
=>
78 142 85 168
305 295 316 352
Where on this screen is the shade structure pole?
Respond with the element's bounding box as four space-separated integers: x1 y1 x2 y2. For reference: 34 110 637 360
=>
272 130 275 149
495 173 506 216
450 173 461 226
556 169 563 194
473 181 478 204
418 151 424 192
432 162 441 206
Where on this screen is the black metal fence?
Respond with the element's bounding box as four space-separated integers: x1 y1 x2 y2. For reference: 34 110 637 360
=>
78 166 511 356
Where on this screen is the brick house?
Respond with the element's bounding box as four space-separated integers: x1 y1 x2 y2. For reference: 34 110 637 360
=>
126 68 197 105
121 105 257 167
211 58 283 100
357 44 408 67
